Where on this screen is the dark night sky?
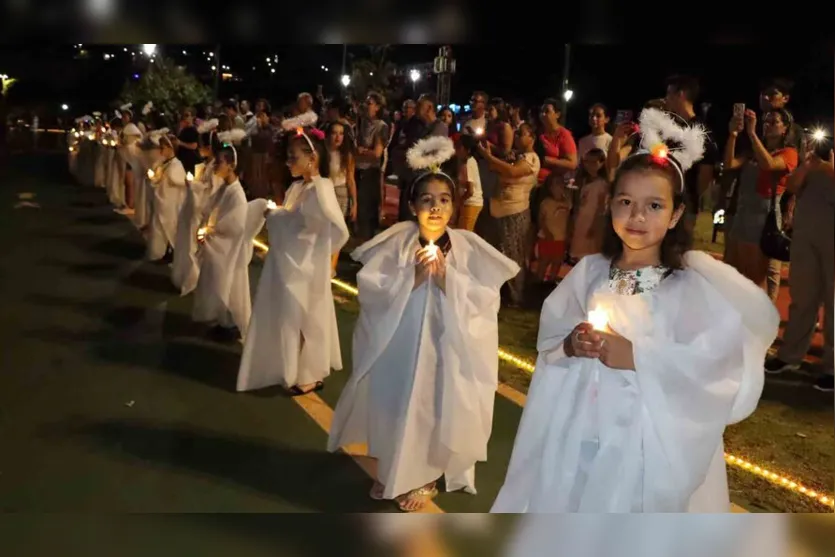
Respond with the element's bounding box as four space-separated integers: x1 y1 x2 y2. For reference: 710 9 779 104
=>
2 44 832 136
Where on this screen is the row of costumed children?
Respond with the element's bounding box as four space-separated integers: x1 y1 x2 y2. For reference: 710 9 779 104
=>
70 108 780 514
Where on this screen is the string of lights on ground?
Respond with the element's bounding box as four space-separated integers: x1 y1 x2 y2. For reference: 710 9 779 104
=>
250 238 834 510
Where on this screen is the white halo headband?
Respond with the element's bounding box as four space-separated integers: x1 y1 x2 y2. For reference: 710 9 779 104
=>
625 108 707 192
406 135 456 192
217 129 248 167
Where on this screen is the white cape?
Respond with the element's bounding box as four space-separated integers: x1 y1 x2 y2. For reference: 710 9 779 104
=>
192 180 252 334
491 251 779 513
94 143 109 189
237 176 349 391
133 148 161 230
502 515 788 557
172 162 222 296
105 146 126 207
327 221 520 499
146 157 187 261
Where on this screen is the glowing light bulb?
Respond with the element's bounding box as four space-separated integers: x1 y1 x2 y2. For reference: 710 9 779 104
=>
588 308 609 331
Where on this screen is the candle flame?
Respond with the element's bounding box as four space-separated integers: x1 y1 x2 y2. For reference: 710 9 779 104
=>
474 127 484 136
186 171 194 182
147 169 154 179
588 308 608 331
266 200 278 210
197 227 207 241
424 240 439 261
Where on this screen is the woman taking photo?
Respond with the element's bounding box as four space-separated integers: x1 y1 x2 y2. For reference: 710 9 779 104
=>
724 108 798 295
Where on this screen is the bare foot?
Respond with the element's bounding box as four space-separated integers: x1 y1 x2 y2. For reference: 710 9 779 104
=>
396 482 438 512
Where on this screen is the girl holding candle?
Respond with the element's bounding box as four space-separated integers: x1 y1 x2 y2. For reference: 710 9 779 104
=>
172 120 224 296
146 132 187 263
328 136 520 512
492 108 780 513
237 126 349 395
191 142 252 341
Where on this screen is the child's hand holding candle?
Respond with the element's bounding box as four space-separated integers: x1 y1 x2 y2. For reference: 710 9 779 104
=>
423 240 439 262
588 308 609 331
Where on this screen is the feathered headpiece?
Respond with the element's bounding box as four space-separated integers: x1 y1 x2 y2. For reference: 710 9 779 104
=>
148 128 170 146
113 110 122 120
407 135 456 177
92 111 101 118
281 110 318 131
294 126 325 152
197 118 219 134
632 108 706 190
217 129 247 168
217 128 246 145
119 102 133 118
141 101 153 116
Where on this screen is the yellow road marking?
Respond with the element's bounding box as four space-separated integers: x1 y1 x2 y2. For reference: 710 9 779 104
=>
291 390 443 514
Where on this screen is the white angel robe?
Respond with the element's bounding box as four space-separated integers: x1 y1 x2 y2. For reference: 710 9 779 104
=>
172 161 221 295
192 179 252 334
105 143 126 207
133 147 160 230
94 141 110 189
146 157 187 261
327 222 520 499
237 176 349 391
491 251 779 513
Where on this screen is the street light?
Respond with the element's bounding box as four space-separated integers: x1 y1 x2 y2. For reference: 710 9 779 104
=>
409 69 420 95
61 104 69 111
341 74 350 87
142 44 156 57
563 89 574 102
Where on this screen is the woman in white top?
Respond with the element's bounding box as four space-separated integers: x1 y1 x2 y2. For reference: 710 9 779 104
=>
577 103 613 160
477 123 541 307
453 134 483 231
326 121 358 273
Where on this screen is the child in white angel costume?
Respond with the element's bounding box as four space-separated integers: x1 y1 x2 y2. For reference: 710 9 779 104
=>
328 136 520 512
491 109 780 513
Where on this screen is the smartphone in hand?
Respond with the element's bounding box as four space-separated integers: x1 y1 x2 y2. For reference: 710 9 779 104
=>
615 110 633 125
733 103 745 120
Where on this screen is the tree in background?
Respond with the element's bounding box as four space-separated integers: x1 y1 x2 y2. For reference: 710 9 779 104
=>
348 45 402 106
120 56 211 127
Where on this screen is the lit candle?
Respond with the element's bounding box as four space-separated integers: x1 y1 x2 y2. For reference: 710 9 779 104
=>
68 145 74 152
266 200 278 211
185 171 194 182
474 126 484 136
588 308 609 331
423 240 439 262
147 168 155 179
197 227 207 241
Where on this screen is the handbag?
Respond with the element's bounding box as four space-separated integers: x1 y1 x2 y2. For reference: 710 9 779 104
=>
759 182 791 262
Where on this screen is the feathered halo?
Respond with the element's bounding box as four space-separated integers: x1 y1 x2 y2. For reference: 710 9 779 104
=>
113 110 122 120
217 130 246 168
281 110 318 131
407 136 455 174
141 101 153 116
92 111 101 118
197 118 219 134
217 128 247 145
148 128 170 146
635 108 706 187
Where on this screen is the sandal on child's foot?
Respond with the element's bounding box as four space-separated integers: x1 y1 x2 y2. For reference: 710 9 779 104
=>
287 381 324 397
369 481 385 500
396 483 438 512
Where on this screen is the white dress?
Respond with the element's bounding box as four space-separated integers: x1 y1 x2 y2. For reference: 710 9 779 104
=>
172 161 222 296
146 157 187 261
192 179 251 333
327 221 520 499
236 176 350 391
491 252 779 513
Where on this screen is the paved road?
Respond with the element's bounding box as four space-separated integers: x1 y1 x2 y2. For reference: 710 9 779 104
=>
0 154 527 517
